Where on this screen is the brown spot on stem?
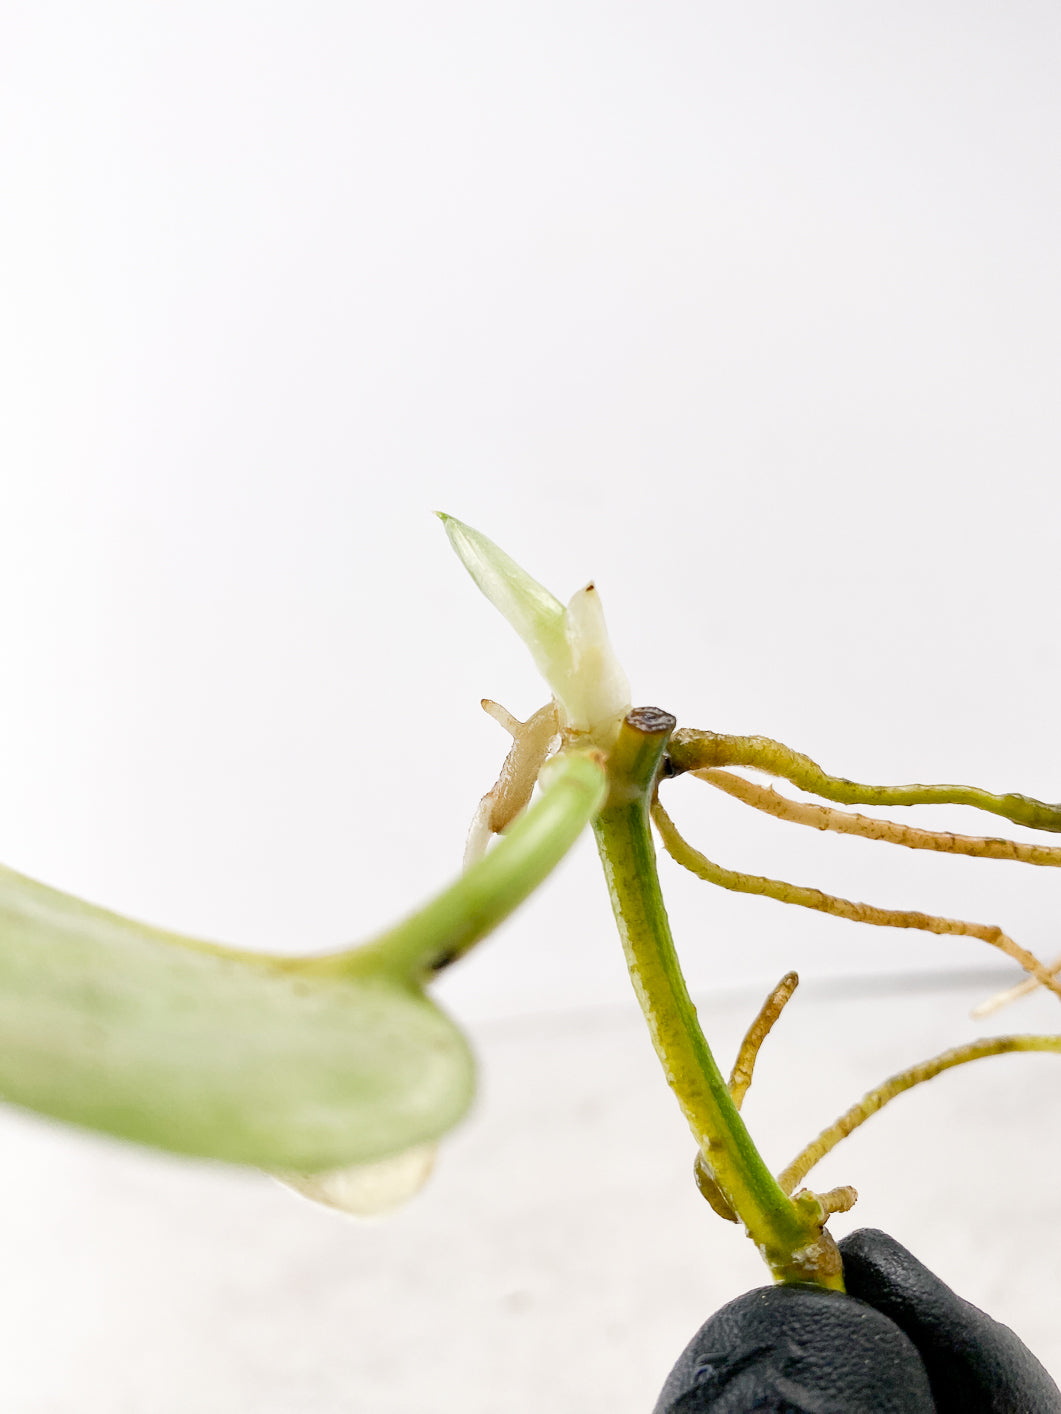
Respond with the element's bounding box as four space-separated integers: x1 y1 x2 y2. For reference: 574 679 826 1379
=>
626 706 676 737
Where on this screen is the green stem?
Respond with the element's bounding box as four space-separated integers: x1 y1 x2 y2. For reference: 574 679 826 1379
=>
593 709 843 1290
304 751 607 984
667 730 1061 834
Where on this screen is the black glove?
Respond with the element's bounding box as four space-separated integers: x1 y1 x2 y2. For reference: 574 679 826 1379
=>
652 1228 1061 1413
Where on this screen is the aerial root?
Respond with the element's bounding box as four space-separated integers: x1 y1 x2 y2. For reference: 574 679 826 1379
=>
650 797 1061 1002
692 972 801 1222
812 1184 858 1217
973 950 1061 1017
463 700 560 867
728 972 800 1110
666 729 1061 834
693 768 1061 868
777 1034 1061 1195
793 1184 859 1220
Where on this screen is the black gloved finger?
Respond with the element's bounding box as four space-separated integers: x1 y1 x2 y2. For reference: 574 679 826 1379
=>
652 1282 935 1413
839 1228 1061 1414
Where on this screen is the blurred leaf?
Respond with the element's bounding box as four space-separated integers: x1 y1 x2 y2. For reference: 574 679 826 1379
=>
276 1142 438 1215
0 863 474 1169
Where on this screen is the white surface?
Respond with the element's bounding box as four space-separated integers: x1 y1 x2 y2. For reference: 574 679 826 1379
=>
1 3 1060 1019
0 974 1058 1412
2 11 1061 1410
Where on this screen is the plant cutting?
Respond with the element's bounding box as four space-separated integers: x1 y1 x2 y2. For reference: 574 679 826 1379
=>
2 515 1059 1406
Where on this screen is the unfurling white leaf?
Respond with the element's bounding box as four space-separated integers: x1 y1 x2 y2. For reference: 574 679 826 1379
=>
441 515 631 748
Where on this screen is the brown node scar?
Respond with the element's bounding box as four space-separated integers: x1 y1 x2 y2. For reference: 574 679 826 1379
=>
694 769 1061 868
651 797 1061 1003
463 701 560 867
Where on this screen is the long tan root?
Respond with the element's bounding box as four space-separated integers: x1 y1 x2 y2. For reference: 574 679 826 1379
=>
729 972 800 1110
694 768 1061 868
651 797 1061 1002
464 701 560 866
973 951 1061 1017
778 1035 1061 1195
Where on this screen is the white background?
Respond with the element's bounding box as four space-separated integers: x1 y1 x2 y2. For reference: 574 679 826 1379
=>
2 3 1061 1409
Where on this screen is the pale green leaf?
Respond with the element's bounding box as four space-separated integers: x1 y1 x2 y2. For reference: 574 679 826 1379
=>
0 863 474 1170
0 753 607 1170
439 513 631 745
437 513 569 686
